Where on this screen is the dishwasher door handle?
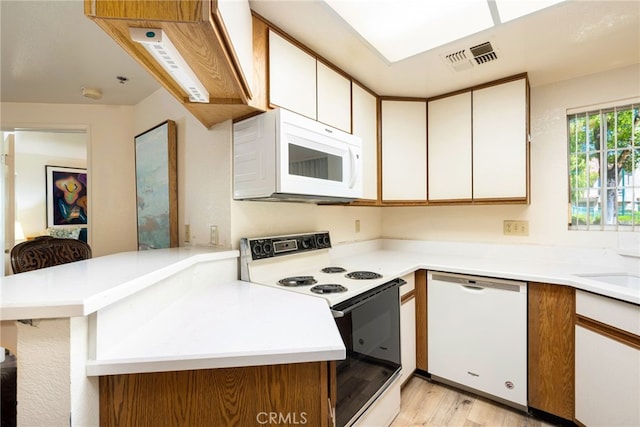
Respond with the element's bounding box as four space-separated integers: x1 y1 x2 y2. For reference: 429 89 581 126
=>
431 273 524 292
462 284 485 291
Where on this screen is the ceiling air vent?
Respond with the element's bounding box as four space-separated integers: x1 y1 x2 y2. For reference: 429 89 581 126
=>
469 41 497 65
443 49 474 72
442 41 498 72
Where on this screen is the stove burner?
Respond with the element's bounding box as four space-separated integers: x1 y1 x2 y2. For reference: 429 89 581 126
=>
278 276 317 287
345 271 382 280
321 267 347 274
310 284 348 294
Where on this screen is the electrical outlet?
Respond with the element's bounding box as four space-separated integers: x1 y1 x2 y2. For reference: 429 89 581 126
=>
355 219 361 233
210 225 219 246
184 224 191 243
503 220 529 236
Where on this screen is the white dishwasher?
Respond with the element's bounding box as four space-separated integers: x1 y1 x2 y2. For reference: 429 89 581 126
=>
427 271 527 409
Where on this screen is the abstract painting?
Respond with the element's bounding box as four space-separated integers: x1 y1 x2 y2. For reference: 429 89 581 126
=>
46 166 88 229
134 120 178 250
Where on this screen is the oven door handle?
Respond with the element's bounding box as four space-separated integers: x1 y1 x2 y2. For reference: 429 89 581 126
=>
330 278 405 318
331 309 345 318
331 295 374 317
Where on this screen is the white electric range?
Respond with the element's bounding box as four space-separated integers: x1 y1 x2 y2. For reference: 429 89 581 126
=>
239 231 403 427
239 231 391 306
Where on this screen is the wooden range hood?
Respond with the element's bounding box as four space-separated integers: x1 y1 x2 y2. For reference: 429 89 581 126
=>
84 0 267 128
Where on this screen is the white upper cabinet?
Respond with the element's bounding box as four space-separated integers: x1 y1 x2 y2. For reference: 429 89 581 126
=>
268 30 317 119
427 92 472 201
268 31 352 132
472 78 528 200
352 84 378 201
381 100 427 201
317 62 351 133
426 76 529 204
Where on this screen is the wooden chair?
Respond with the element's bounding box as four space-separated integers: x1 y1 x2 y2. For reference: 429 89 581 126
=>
10 236 92 274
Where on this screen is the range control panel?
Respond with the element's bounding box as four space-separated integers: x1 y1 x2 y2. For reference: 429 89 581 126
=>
243 232 331 261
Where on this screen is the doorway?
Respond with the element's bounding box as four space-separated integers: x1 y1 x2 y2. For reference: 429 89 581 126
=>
2 128 88 276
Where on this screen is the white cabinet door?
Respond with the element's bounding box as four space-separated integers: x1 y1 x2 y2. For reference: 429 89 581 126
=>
268 30 316 119
317 62 351 133
352 84 378 200
381 100 427 201
575 325 640 427
399 273 416 386
427 92 472 201
400 297 416 385
216 0 253 96
472 78 527 199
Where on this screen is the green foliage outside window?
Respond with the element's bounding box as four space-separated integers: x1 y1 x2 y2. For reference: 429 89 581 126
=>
568 104 640 229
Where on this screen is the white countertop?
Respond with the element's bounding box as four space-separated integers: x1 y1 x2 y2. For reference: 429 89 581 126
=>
0 246 239 320
4 238 637 378
329 240 640 305
86 278 345 376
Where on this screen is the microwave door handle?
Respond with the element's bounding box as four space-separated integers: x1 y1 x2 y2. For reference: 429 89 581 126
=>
348 147 359 189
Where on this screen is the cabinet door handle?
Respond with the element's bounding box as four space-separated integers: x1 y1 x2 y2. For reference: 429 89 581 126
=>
348 147 359 189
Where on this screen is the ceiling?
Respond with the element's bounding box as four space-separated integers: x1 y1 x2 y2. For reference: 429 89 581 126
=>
1 0 638 106
0 0 159 105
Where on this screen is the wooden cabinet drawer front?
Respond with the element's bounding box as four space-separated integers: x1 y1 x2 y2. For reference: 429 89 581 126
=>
576 290 640 336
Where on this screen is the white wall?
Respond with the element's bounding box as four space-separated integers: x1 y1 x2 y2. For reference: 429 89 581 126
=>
133 89 234 248
1 103 138 256
230 201 382 248
382 64 640 252
6 64 636 256
1 91 383 260
135 89 384 249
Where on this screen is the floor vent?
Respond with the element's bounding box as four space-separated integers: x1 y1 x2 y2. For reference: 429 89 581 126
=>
442 41 498 72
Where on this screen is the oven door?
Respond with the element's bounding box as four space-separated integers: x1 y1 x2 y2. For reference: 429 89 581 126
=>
278 114 362 199
331 279 403 427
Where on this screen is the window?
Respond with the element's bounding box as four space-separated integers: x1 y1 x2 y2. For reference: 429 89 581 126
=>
568 102 640 230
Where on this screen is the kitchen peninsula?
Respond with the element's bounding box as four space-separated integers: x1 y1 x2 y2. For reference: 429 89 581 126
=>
1 239 638 426
0 247 344 426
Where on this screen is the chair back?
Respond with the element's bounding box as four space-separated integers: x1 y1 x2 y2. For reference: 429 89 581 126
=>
10 236 92 274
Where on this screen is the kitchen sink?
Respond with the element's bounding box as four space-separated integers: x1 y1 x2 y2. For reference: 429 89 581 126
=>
576 273 640 291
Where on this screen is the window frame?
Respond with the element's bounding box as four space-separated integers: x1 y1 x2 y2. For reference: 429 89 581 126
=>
567 98 640 231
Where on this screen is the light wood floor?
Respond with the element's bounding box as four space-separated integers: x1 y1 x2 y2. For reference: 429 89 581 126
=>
391 376 557 427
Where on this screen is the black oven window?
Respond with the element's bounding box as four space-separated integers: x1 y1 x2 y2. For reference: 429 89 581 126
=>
333 284 401 427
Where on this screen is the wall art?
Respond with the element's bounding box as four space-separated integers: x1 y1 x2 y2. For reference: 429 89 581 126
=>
134 120 178 250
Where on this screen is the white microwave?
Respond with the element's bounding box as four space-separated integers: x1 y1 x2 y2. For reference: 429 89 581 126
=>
233 109 362 203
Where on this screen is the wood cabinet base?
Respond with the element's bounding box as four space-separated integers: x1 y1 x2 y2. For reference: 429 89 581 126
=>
99 362 333 427
528 282 575 420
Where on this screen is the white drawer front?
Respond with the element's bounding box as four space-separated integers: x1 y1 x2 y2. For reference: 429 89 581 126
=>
400 273 415 298
576 290 640 336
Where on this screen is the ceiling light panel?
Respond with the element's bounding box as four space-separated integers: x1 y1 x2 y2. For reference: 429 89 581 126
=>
494 0 566 23
324 0 494 63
